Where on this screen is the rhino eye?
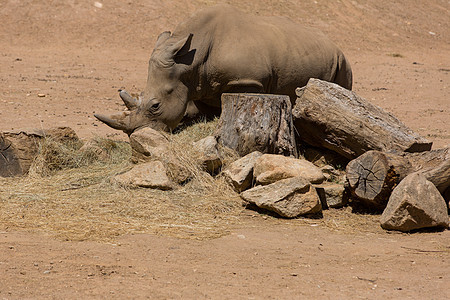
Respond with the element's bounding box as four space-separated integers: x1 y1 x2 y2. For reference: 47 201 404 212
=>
151 102 160 110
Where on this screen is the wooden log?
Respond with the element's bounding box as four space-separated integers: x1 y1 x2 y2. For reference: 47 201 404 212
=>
0 127 79 177
0 130 43 177
346 148 450 209
292 78 432 159
215 93 298 157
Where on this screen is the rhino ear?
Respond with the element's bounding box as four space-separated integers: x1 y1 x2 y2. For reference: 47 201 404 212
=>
168 34 193 58
155 31 171 48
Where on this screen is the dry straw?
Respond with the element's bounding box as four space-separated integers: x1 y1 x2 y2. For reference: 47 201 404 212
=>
0 121 244 241
0 120 382 242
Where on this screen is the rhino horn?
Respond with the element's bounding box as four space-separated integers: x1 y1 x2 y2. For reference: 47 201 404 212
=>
94 111 133 135
119 90 140 110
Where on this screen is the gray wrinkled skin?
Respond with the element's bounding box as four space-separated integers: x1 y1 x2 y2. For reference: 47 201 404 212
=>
95 5 352 134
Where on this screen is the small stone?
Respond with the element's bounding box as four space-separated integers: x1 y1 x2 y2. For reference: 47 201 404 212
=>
37 93 46 97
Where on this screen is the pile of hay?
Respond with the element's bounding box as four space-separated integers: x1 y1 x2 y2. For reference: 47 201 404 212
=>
0 120 382 241
0 120 244 241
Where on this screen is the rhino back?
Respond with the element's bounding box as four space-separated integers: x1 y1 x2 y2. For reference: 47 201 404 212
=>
170 5 350 103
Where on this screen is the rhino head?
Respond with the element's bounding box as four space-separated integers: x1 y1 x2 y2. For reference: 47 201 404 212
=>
95 32 194 135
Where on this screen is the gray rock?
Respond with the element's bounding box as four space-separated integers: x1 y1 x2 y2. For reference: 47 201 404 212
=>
113 161 173 190
129 127 170 162
193 136 222 174
314 183 347 208
240 176 322 218
253 154 325 185
380 173 449 232
222 151 263 192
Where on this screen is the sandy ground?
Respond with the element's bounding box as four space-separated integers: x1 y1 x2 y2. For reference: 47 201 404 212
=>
1 0 449 298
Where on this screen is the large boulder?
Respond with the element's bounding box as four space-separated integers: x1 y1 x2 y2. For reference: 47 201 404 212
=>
129 127 170 163
240 176 322 218
113 160 173 190
253 154 325 185
380 173 449 232
222 151 263 192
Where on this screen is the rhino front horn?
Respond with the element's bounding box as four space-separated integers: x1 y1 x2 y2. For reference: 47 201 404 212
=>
94 111 133 135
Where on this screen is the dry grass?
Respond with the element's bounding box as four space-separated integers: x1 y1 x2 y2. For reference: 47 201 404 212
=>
0 120 244 241
0 120 383 242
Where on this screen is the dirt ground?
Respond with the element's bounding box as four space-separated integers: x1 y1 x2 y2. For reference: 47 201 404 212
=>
1 0 449 298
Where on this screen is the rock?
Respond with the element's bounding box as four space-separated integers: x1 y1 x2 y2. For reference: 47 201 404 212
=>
129 127 193 183
253 154 325 185
0 127 80 177
113 161 173 190
314 183 347 209
222 151 263 192
241 176 322 218
193 136 222 174
380 173 449 232
129 127 170 162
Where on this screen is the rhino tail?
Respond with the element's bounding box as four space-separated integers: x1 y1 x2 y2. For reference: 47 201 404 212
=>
334 54 353 91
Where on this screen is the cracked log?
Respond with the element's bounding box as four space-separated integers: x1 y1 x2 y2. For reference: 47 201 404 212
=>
346 148 450 210
0 130 42 177
0 127 79 177
292 78 432 159
215 93 298 157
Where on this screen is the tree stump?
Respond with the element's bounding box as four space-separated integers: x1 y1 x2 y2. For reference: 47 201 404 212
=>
346 148 450 209
215 93 297 157
0 130 43 177
292 78 432 159
0 127 79 177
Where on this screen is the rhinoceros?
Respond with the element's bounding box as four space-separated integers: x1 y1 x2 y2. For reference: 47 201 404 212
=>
95 5 352 134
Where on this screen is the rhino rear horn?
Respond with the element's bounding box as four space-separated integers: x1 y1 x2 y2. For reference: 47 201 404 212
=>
119 90 139 110
94 111 133 135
